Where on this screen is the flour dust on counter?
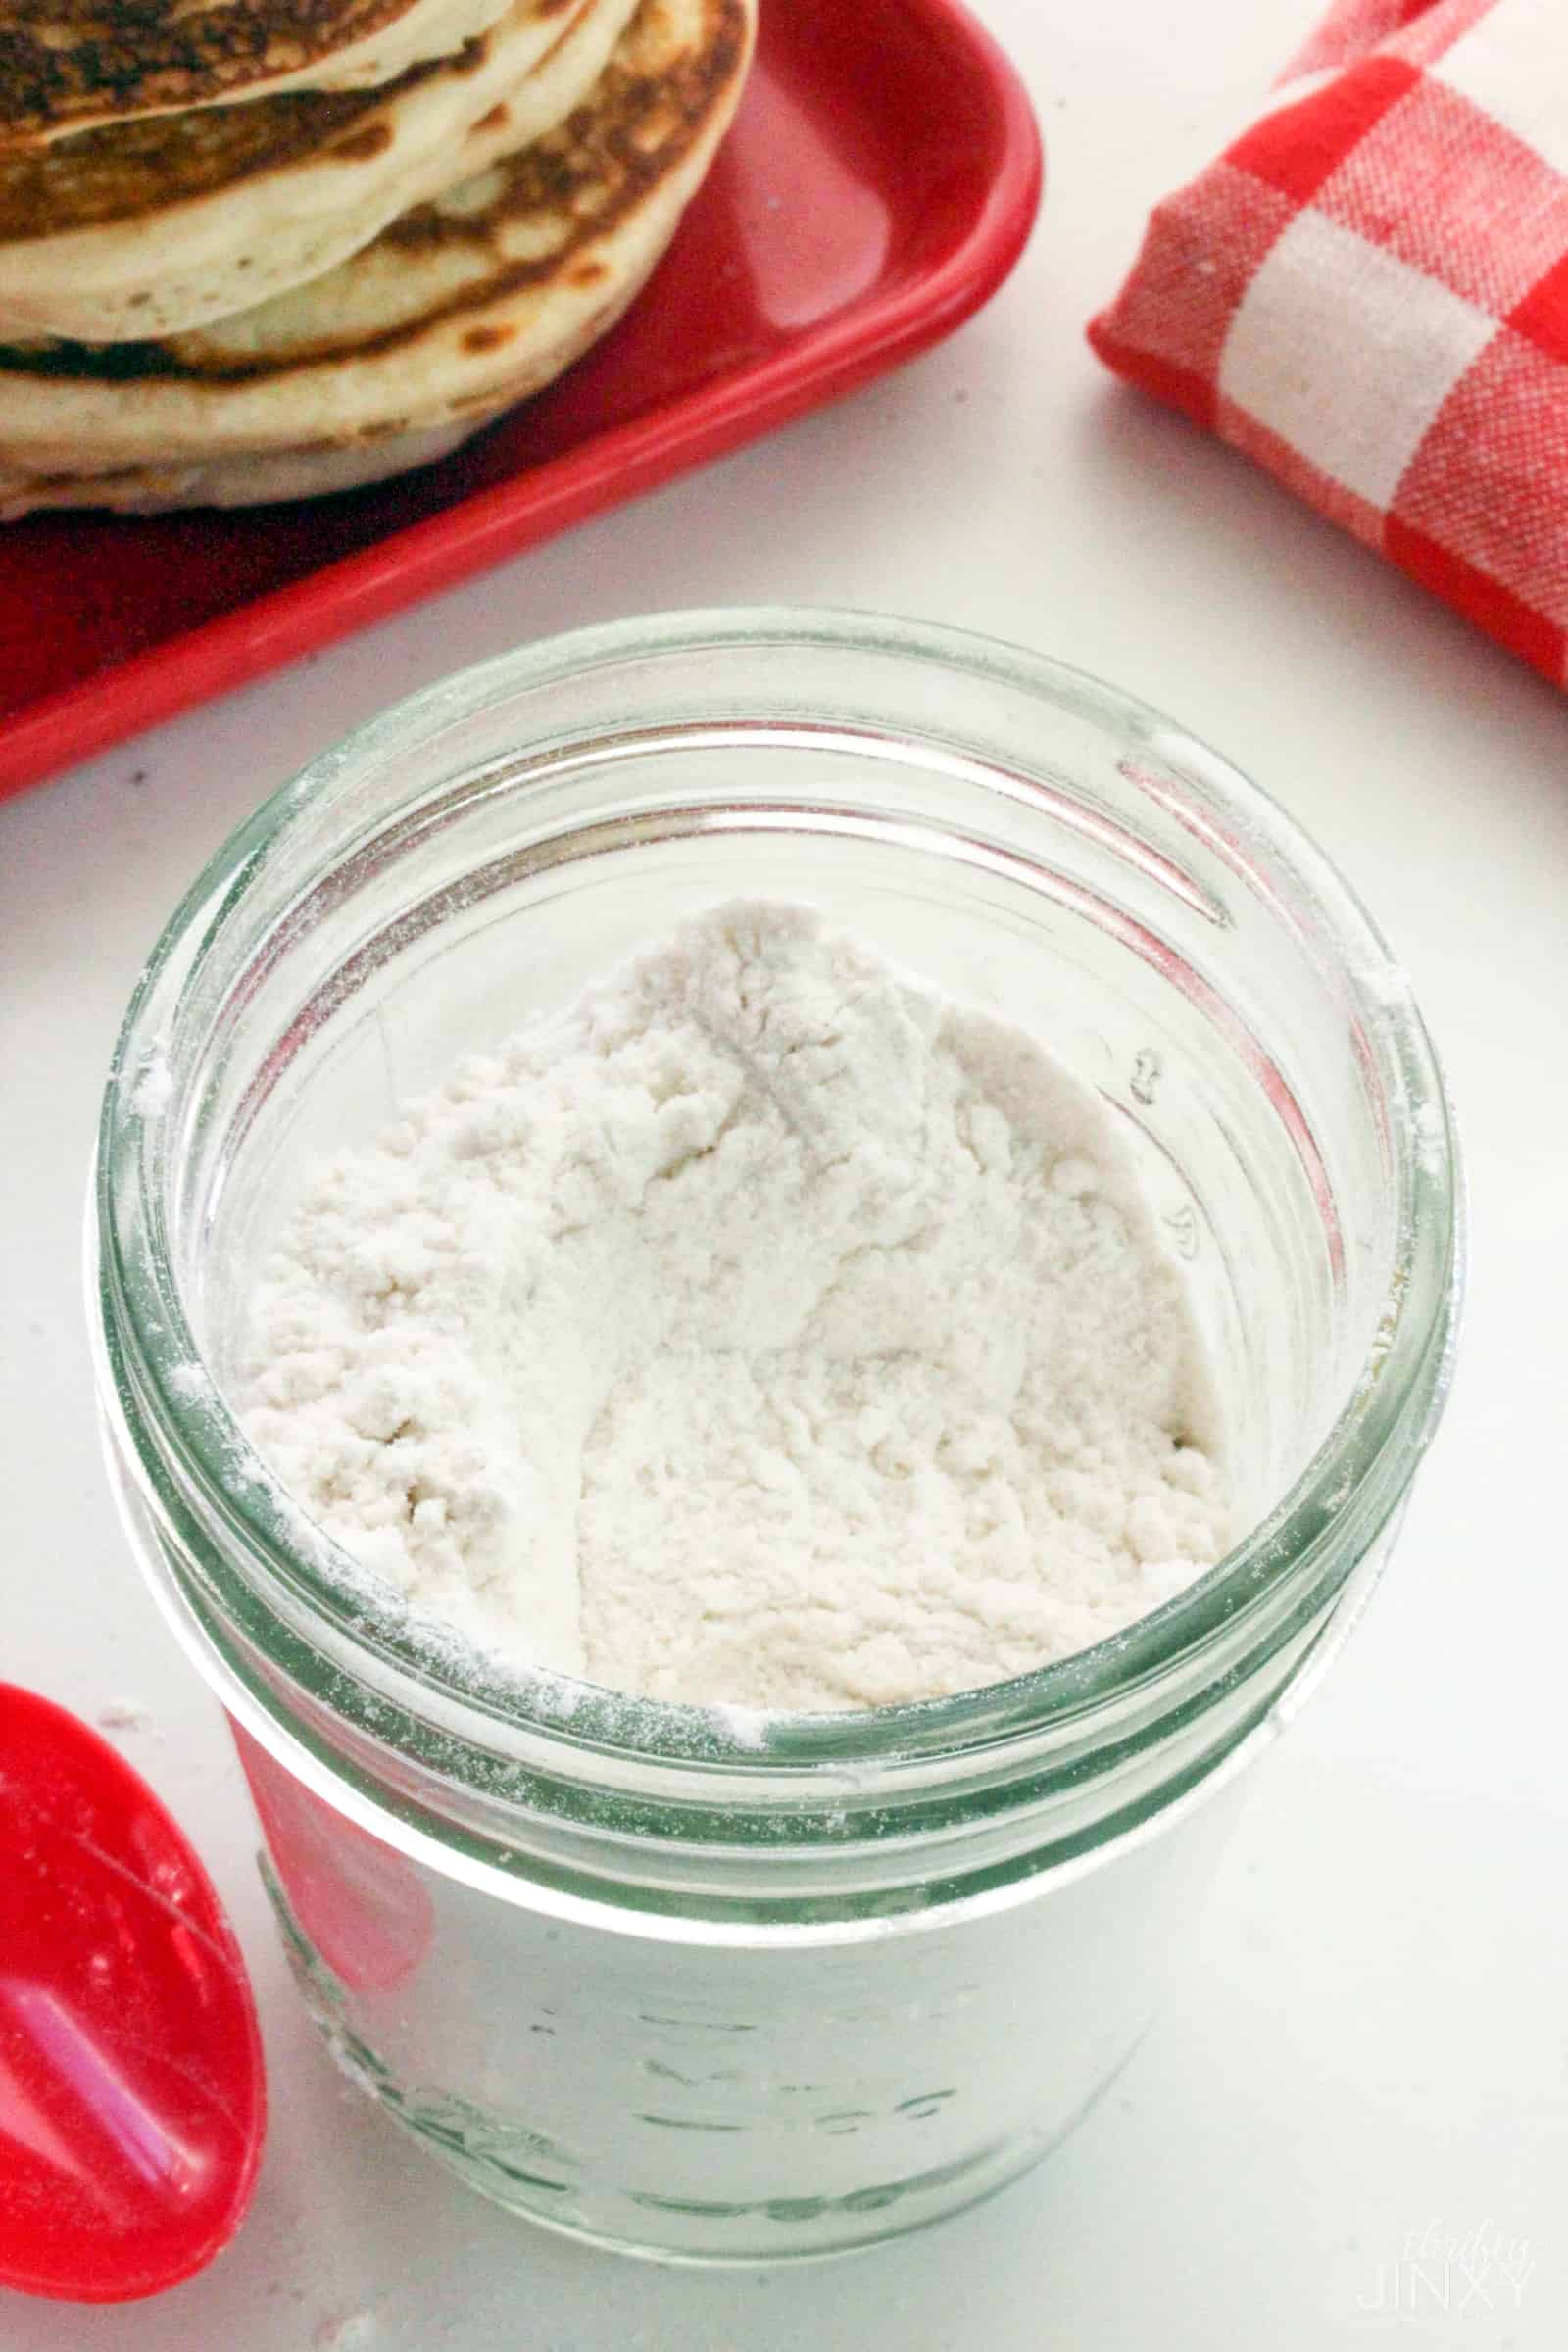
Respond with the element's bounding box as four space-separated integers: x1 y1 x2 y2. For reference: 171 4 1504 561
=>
241 902 1230 1710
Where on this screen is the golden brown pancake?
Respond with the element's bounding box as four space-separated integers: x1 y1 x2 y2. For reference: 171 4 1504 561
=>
0 0 638 340
0 0 755 511
0 0 566 144
0 53 474 238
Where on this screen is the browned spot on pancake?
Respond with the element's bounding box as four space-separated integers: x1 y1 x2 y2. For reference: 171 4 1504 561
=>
328 122 393 162
445 33 491 74
462 323 514 352
568 259 608 285
630 102 680 152
470 102 510 135
1 0 752 383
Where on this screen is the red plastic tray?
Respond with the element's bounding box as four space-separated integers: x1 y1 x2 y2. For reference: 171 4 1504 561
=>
0 0 1040 801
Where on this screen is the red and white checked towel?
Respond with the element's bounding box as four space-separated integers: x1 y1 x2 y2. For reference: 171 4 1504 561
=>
1089 0 1568 686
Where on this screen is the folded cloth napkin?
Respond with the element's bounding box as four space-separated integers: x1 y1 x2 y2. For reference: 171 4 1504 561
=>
1090 0 1568 686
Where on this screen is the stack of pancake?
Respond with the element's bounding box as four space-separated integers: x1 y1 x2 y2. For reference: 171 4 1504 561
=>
0 0 753 514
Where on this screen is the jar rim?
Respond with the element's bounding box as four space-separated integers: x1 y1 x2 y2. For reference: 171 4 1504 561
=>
95 605 1464 1780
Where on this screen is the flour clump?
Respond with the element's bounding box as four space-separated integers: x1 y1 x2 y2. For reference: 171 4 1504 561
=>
242 902 1229 1709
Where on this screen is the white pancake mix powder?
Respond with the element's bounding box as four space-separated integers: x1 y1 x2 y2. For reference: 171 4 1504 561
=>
242 902 1230 1709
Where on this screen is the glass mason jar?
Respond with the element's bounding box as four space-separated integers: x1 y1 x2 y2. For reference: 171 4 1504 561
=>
91 610 1462 2263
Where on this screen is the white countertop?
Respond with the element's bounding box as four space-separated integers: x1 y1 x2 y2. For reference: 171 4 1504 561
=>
4 1 1566 2343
